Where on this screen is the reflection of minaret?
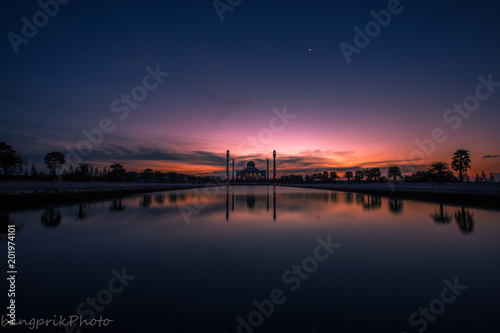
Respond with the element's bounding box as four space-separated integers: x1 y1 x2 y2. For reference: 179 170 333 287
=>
267 159 269 181
226 150 230 180
231 189 234 212
266 186 269 211
273 150 276 181
226 186 229 222
273 185 276 221
232 159 235 180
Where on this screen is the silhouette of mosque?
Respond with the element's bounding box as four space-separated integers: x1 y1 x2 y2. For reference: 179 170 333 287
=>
226 150 276 181
237 161 266 180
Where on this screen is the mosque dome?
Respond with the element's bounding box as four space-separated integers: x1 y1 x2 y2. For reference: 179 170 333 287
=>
247 161 256 168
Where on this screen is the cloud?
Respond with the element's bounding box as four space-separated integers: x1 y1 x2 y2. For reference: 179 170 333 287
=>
482 155 500 159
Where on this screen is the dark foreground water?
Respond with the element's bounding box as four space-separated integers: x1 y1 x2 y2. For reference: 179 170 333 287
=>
2 185 500 332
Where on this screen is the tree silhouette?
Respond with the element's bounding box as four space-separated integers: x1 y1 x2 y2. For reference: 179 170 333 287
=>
388 166 402 182
44 152 66 180
355 170 364 182
345 171 353 184
110 163 126 182
142 168 154 183
154 171 164 183
363 168 372 182
451 149 471 182
369 168 381 182
31 163 37 177
329 171 339 182
430 204 452 224
77 163 90 182
455 206 474 234
0 142 26 181
489 172 496 183
429 161 450 184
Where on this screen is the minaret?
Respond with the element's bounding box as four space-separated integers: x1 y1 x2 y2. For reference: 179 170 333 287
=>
273 150 276 180
232 159 235 180
226 150 229 180
267 159 269 181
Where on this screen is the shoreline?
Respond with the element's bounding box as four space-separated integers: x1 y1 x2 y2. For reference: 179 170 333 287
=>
1 181 500 212
0 182 221 212
279 183 500 210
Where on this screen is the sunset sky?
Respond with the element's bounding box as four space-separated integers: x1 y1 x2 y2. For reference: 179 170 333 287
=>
1 0 499 178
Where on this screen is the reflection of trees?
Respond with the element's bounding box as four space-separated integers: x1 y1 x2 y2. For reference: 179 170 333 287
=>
345 193 353 204
41 208 62 228
330 192 338 202
430 204 452 224
76 203 88 220
109 198 126 212
169 193 178 203
388 198 404 215
356 194 382 211
356 193 365 205
154 194 165 205
140 195 152 208
455 206 474 234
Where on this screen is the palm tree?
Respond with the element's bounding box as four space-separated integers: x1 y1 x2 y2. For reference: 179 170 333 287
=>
387 166 402 182
345 171 353 184
355 170 364 182
110 163 126 182
142 168 154 183
329 171 339 182
428 161 450 184
44 152 66 180
363 168 372 182
451 149 471 182
370 168 381 182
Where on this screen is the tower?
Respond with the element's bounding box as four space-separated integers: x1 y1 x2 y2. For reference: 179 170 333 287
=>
226 150 229 180
232 159 235 180
273 150 276 180
267 159 269 181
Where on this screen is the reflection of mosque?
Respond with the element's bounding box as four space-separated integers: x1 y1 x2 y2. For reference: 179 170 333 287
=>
226 186 276 222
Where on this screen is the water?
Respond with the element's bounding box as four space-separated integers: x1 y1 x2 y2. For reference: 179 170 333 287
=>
2 185 500 332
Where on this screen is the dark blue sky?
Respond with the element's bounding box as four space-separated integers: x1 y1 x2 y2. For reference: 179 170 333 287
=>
1 0 499 176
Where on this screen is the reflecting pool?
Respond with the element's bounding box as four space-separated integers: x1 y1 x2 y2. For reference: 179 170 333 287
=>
2 185 500 332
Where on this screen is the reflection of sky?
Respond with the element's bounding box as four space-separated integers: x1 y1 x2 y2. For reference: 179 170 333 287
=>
4 186 500 331
1 2 500 177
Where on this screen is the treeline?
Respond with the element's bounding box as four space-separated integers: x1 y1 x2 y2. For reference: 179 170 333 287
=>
281 149 496 184
0 142 221 183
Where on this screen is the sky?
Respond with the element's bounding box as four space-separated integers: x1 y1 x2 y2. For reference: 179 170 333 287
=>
1 0 500 178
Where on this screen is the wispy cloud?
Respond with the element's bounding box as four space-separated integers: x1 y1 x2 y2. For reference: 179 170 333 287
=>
483 155 500 159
